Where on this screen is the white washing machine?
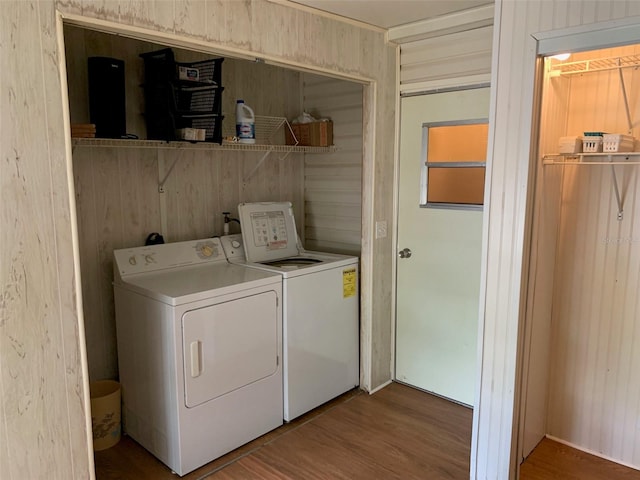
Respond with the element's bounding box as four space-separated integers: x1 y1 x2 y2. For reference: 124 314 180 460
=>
113 237 283 476
220 202 359 422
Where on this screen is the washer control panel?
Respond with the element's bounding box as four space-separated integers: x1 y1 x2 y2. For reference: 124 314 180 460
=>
115 237 224 278
219 234 246 260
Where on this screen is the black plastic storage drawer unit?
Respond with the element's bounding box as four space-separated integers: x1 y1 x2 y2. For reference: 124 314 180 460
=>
140 48 224 143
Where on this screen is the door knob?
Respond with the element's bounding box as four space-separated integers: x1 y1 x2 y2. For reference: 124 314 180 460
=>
398 248 412 258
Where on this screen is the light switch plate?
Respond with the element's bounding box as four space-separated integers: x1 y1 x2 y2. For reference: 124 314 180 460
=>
375 220 387 239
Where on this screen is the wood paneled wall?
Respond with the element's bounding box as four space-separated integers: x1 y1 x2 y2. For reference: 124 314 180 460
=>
1 2 94 479
475 2 640 478
301 73 363 255
549 163 640 466
2 1 396 477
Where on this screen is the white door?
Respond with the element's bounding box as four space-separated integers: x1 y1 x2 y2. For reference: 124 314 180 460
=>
395 89 490 406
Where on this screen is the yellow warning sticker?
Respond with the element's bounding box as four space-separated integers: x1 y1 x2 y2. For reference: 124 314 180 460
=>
343 267 357 298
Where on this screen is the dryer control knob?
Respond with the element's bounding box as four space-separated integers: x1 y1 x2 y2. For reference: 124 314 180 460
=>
231 240 241 249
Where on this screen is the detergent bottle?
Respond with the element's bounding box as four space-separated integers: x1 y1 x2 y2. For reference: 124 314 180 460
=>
235 100 255 144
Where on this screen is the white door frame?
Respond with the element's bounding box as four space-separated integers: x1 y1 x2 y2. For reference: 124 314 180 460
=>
474 14 640 480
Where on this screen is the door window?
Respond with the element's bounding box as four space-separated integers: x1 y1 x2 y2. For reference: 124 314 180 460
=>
421 121 488 209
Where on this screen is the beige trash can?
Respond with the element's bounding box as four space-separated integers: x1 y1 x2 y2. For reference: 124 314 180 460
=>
90 380 121 451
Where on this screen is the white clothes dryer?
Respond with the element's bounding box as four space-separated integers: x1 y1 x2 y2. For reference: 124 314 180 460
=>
113 237 283 476
221 202 359 422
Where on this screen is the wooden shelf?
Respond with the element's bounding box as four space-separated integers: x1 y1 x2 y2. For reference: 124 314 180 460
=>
71 137 337 154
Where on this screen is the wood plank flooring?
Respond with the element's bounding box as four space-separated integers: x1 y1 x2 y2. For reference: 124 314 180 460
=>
95 382 640 479
95 382 471 479
520 437 640 480
207 383 471 480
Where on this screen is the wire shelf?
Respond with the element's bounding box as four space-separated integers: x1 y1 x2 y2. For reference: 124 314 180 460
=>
542 153 640 165
71 137 334 153
222 115 295 145
549 54 640 75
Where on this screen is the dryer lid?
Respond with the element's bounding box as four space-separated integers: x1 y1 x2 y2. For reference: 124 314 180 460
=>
238 202 301 263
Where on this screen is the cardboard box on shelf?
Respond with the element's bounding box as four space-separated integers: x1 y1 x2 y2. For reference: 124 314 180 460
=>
285 121 333 147
176 128 206 141
71 123 97 138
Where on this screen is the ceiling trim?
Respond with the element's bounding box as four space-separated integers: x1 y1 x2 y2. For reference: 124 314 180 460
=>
388 3 494 44
271 0 387 34
400 74 491 96
534 14 640 55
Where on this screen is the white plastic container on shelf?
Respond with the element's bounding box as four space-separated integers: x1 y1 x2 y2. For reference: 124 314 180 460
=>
582 136 603 153
602 134 635 152
236 100 255 144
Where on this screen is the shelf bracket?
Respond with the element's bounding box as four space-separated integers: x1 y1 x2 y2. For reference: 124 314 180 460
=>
242 116 297 183
243 148 274 183
610 162 624 221
617 58 634 134
543 154 632 220
158 156 179 193
242 143 297 183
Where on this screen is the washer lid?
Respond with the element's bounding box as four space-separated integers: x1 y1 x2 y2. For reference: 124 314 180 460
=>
238 202 301 263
